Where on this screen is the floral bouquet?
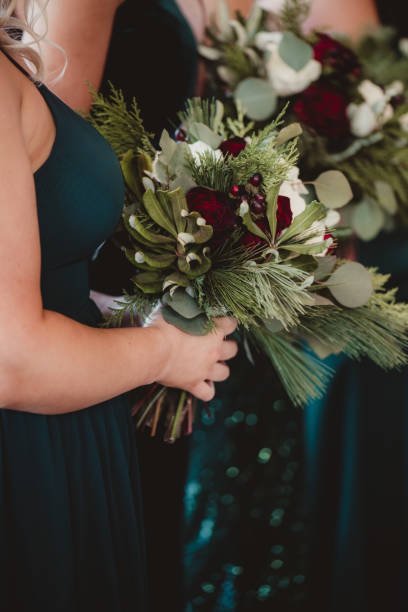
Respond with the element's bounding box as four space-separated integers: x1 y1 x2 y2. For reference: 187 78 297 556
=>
200 0 408 241
89 89 408 441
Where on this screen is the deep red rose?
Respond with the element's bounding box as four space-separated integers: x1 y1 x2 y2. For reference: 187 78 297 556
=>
313 33 361 77
276 195 293 236
294 83 350 139
219 137 247 157
186 186 236 247
240 196 293 247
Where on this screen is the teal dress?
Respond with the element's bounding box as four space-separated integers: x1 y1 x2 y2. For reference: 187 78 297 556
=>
304 232 408 612
89 3 199 611
0 52 147 612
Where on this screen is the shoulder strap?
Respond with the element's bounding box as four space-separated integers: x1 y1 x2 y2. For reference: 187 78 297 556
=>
0 47 34 80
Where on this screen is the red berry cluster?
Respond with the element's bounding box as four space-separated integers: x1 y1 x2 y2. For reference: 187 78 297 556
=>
230 173 266 216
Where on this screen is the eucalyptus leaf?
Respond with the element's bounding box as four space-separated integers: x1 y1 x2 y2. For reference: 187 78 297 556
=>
351 198 384 241
374 180 398 214
328 262 373 308
162 288 203 319
234 77 277 122
314 170 353 209
314 256 337 281
278 32 313 72
275 123 303 146
189 123 223 149
162 306 211 336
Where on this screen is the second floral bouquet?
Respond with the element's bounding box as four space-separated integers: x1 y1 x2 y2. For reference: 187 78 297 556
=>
90 90 408 441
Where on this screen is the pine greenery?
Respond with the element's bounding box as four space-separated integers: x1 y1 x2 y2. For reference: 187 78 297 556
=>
87 83 155 158
279 0 311 36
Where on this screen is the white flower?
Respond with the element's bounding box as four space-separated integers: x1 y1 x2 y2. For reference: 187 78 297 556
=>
325 209 341 228
399 112 408 133
279 166 308 217
347 79 399 138
188 141 223 164
265 47 322 96
255 0 285 12
254 31 283 52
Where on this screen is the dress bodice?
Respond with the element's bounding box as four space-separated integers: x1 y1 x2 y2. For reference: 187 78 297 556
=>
4 52 125 323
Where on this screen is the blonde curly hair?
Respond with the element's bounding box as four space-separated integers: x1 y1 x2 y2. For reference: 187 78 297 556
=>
0 0 48 81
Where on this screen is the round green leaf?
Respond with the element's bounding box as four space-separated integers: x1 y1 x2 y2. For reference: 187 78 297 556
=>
314 170 353 209
234 77 277 121
162 306 211 336
278 32 313 72
162 288 203 319
351 198 384 241
374 180 398 214
328 262 373 308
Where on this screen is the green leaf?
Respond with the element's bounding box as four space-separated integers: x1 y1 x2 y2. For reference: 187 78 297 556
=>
161 188 188 234
121 150 152 200
189 123 224 149
328 262 373 308
162 306 211 336
163 272 189 291
246 5 263 39
134 249 177 269
143 190 177 238
266 183 280 241
278 201 326 243
131 271 165 294
178 247 212 279
314 170 353 209
162 288 203 319
351 198 384 241
198 45 223 61
314 256 337 281
181 211 214 245
374 180 398 214
280 240 329 255
234 77 277 122
278 32 313 72
275 123 303 146
126 214 175 245
239 199 268 240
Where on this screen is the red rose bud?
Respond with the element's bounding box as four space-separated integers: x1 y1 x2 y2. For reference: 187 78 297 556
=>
294 83 350 139
219 137 247 157
313 33 361 77
276 195 293 236
186 187 236 247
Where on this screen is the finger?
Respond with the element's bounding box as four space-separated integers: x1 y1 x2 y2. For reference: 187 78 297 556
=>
209 363 230 382
220 340 238 361
215 317 238 337
191 380 215 402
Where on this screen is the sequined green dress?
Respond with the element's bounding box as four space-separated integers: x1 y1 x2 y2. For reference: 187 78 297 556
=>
0 51 147 612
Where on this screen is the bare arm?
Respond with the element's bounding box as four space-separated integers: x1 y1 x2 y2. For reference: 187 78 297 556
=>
304 0 380 40
43 0 122 111
0 68 237 414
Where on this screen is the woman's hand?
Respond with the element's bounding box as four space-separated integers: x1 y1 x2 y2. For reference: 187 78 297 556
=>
150 315 238 402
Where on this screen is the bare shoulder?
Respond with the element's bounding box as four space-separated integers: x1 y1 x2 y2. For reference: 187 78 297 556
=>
0 52 23 123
